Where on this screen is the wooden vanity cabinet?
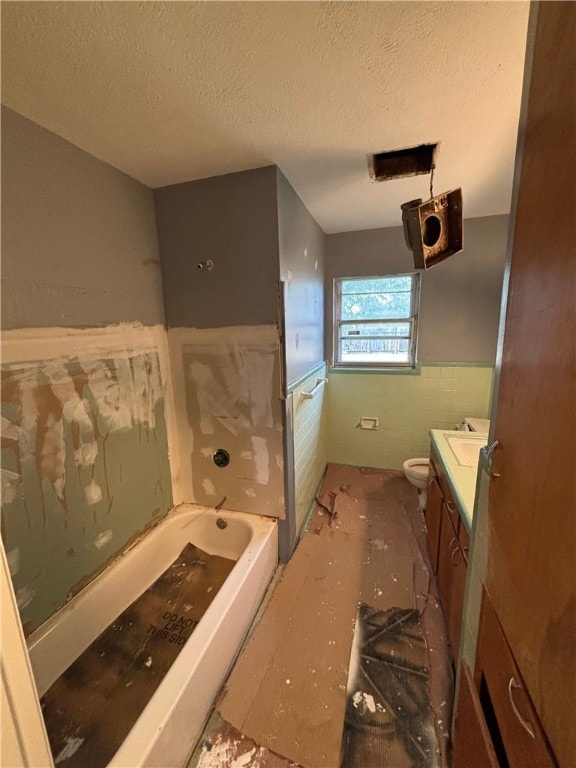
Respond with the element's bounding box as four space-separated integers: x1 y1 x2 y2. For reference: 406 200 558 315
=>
426 448 469 661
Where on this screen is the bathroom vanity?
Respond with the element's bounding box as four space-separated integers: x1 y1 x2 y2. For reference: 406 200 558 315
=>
425 429 485 661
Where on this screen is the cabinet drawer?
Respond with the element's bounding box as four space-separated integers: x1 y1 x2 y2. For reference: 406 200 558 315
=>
476 591 557 768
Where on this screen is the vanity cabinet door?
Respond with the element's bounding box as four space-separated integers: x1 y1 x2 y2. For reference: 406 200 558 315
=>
437 503 467 661
476 591 556 768
436 504 453 617
452 662 498 768
447 540 467 660
425 474 442 574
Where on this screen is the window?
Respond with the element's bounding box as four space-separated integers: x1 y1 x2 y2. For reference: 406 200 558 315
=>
334 274 420 368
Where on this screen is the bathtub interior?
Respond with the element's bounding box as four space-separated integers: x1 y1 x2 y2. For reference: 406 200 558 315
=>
27 505 274 699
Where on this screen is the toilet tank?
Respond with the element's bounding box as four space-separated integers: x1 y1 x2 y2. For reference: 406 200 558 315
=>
463 417 490 433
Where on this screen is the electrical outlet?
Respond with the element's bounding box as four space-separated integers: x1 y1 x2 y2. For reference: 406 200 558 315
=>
360 417 379 430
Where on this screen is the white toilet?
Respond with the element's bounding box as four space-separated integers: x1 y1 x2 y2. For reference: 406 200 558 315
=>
402 458 430 510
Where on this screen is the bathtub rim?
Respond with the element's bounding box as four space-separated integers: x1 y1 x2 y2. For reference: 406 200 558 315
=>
27 504 277 697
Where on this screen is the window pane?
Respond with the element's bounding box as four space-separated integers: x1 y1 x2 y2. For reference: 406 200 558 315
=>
341 338 410 364
340 290 412 321
340 277 412 295
339 322 411 339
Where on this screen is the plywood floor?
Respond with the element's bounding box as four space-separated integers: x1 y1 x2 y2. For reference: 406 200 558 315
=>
189 464 452 768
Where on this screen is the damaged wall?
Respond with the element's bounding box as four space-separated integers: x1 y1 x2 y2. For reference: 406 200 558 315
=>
155 167 326 521
168 327 284 517
1 111 174 634
1 329 173 635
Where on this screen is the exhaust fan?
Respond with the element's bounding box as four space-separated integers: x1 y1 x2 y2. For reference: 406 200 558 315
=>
401 189 463 270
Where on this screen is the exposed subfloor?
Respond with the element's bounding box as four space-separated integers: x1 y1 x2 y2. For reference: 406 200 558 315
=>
188 464 453 768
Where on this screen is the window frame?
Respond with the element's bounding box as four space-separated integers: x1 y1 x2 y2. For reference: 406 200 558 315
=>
333 272 421 370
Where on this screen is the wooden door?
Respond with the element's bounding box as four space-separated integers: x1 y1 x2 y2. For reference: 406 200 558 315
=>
486 4 576 766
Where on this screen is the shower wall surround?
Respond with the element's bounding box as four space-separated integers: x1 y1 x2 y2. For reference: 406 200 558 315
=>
1 325 174 635
167 326 285 517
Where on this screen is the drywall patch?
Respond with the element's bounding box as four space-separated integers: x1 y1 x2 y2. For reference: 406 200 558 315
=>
251 436 269 486
85 480 103 506
1 329 173 634
94 530 113 549
174 326 284 518
202 478 216 496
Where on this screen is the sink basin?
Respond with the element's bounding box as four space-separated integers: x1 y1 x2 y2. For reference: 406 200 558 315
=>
447 435 487 467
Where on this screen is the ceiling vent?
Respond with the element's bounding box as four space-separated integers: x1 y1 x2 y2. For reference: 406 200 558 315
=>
369 143 437 182
401 189 463 269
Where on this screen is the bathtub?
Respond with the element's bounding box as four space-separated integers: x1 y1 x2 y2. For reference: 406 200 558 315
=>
26 504 278 768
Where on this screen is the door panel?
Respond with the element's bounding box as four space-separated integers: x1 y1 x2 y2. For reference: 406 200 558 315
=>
486 4 576 766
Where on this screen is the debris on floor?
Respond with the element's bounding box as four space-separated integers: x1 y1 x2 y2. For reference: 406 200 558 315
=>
194 464 452 768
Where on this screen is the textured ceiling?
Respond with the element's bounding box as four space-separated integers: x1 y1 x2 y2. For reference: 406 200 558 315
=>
1 1 530 233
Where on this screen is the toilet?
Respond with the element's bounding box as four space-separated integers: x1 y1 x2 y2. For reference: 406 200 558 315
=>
402 458 430 510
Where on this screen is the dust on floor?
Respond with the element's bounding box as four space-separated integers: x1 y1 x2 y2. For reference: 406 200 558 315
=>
189 464 452 768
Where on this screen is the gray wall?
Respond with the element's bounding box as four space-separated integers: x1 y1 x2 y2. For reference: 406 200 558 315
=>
325 215 509 363
1 106 165 329
276 169 325 387
154 166 280 329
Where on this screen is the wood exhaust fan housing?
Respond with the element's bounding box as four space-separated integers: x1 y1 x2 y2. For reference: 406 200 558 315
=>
401 189 464 270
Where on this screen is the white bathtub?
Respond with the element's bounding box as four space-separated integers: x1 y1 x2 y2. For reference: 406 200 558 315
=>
26 504 278 767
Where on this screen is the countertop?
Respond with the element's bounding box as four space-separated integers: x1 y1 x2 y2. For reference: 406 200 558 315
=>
429 429 486 533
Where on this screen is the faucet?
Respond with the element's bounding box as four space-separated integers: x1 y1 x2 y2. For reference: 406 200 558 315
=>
214 495 227 512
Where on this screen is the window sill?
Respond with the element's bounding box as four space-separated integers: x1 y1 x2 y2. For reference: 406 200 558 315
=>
330 365 421 376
